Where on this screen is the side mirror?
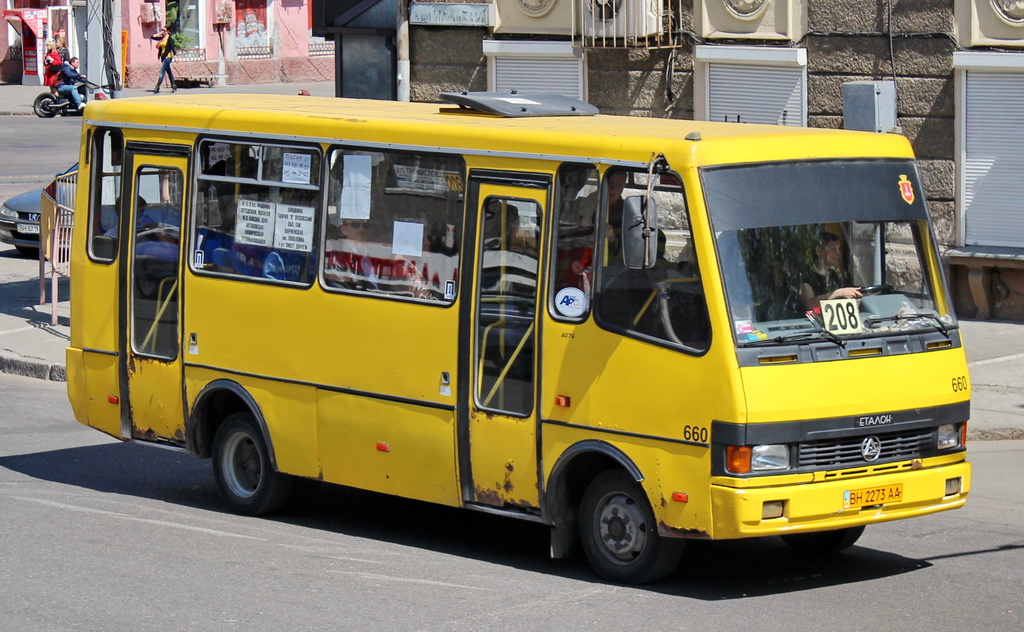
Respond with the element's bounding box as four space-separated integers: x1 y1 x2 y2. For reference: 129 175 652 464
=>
622 196 657 269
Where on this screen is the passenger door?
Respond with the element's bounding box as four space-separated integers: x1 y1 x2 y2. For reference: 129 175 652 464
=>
118 144 189 442
459 172 549 511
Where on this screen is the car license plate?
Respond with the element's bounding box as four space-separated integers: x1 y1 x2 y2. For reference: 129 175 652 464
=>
16 223 39 235
844 483 903 509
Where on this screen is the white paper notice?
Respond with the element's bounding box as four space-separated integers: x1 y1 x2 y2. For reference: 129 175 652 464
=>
282 152 312 185
208 143 232 168
235 199 276 247
392 221 424 257
340 155 372 220
273 204 315 252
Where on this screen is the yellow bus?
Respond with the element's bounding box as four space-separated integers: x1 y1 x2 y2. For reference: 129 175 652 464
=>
66 92 970 584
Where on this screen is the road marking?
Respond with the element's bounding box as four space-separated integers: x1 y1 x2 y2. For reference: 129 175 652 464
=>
0 326 39 338
11 496 263 540
969 352 1024 367
326 570 492 591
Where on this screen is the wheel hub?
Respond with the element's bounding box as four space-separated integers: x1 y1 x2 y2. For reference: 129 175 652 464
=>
597 493 648 562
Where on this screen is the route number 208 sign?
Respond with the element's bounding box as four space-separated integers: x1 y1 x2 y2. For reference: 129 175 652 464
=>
819 298 863 335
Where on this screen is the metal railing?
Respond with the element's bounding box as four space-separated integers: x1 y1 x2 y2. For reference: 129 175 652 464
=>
573 0 685 48
309 39 336 57
38 170 77 326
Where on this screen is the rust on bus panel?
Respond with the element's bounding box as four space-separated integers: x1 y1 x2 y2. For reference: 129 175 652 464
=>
474 460 539 510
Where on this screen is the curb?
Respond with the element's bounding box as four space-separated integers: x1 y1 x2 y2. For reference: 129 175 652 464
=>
0 351 67 382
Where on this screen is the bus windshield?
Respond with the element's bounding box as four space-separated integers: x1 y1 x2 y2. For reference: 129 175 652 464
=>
702 159 955 345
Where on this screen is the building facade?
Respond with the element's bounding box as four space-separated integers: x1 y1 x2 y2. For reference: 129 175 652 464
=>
126 0 334 87
409 0 1024 321
2 0 334 87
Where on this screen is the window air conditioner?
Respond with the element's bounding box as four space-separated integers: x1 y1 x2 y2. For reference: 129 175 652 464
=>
695 0 806 41
493 0 574 35
581 0 662 39
955 0 1024 47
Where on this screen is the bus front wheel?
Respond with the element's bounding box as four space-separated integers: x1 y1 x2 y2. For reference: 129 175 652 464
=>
781 526 865 555
212 413 293 516
579 470 684 584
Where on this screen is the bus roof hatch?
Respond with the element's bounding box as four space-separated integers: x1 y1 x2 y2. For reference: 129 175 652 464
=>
439 91 599 118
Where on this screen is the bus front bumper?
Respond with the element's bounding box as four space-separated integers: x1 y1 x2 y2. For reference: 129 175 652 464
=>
709 458 971 539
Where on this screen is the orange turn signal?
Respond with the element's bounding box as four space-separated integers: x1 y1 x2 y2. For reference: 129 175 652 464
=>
376 442 390 452
107 395 119 404
726 446 752 474
554 395 571 408
671 492 689 503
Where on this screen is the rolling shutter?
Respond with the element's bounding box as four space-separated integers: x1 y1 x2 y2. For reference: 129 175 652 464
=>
963 71 1024 247
707 63 806 127
492 56 584 100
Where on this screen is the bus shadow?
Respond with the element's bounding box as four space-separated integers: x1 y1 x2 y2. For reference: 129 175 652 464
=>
1 441 932 598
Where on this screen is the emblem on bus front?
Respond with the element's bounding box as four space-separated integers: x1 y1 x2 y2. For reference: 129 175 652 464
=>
898 174 915 205
861 436 882 461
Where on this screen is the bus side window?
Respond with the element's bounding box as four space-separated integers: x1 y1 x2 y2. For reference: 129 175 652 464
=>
322 148 465 303
191 140 321 284
595 169 711 352
88 128 124 262
550 164 599 321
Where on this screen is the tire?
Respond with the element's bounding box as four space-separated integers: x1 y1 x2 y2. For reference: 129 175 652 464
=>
212 412 293 516
33 93 58 118
781 526 865 555
579 470 684 584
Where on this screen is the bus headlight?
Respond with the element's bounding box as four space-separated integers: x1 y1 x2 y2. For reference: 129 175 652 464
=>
937 424 961 450
751 445 789 471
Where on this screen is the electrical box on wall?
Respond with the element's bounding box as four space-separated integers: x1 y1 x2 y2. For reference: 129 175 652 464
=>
843 81 897 133
140 1 162 25
695 0 806 41
493 0 573 35
955 0 1024 47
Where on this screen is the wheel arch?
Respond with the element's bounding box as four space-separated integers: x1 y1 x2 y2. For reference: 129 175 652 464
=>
188 379 276 467
543 440 644 558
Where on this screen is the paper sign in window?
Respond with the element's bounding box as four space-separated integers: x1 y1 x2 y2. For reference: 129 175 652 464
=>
282 152 312 185
392 221 424 257
208 143 232 169
235 199 275 247
340 155 372 220
274 204 315 252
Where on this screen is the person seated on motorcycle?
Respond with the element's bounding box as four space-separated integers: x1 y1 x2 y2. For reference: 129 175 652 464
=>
57 57 87 111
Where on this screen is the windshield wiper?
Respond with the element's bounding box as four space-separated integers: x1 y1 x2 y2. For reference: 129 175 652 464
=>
805 313 846 347
738 329 844 348
864 312 950 339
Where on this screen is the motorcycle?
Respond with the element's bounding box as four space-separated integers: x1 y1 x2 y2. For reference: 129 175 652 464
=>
33 80 107 118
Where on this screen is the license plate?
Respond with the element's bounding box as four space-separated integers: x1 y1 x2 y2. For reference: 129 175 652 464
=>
844 483 903 509
16 223 39 235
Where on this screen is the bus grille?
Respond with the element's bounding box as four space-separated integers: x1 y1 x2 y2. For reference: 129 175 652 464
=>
797 429 934 469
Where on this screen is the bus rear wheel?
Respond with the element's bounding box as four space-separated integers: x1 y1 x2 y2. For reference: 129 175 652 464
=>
212 412 293 516
579 470 684 584
781 526 865 555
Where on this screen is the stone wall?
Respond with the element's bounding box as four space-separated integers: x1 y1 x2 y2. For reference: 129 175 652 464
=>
124 56 335 88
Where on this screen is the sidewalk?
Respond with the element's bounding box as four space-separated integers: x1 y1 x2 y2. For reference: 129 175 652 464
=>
0 249 1021 439
0 79 335 115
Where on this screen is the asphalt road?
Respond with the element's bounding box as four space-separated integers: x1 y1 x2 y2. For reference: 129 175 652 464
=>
0 373 1021 631
0 116 81 200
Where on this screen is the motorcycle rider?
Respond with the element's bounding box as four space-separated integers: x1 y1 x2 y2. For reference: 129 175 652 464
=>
57 57 87 111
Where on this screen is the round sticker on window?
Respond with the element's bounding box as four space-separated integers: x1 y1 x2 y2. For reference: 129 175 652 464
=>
555 287 589 318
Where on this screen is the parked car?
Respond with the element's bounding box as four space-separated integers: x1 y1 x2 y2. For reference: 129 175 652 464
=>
0 164 78 256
